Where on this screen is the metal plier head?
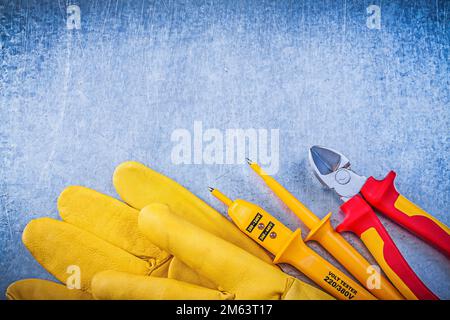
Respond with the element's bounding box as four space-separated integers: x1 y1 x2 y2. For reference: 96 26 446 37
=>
308 146 367 202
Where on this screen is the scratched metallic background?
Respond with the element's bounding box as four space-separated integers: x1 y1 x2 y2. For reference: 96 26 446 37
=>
0 0 449 299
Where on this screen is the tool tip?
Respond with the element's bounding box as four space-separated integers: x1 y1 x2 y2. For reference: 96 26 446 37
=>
246 158 253 165
309 145 320 154
208 186 214 192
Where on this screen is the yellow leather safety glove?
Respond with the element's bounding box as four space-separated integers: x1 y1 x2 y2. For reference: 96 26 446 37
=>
90 203 333 300
6 161 332 299
6 162 272 299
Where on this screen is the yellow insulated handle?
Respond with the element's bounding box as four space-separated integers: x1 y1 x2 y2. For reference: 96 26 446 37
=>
274 229 374 300
360 228 418 300
224 198 376 300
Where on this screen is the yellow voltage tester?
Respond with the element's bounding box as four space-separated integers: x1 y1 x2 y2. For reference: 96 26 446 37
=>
209 187 376 300
246 159 403 300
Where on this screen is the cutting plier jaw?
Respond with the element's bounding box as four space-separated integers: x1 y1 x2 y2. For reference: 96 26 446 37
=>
308 146 367 202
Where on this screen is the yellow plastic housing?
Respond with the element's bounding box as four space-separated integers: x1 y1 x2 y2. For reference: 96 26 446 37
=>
227 199 376 300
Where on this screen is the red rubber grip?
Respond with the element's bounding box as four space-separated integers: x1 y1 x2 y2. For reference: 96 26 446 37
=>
361 171 450 258
337 196 438 300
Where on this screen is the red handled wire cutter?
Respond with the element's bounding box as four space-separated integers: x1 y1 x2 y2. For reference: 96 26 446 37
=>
309 146 448 300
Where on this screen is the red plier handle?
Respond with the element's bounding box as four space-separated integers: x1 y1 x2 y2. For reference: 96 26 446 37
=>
337 195 438 300
361 171 450 258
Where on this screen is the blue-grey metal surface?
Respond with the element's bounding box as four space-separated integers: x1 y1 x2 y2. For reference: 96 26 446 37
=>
1 0 449 299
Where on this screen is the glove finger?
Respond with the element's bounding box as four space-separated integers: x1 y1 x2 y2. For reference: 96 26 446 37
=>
58 186 170 267
23 218 149 291
91 270 233 300
6 279 92 300
139 204 289 299
113 161 271 263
